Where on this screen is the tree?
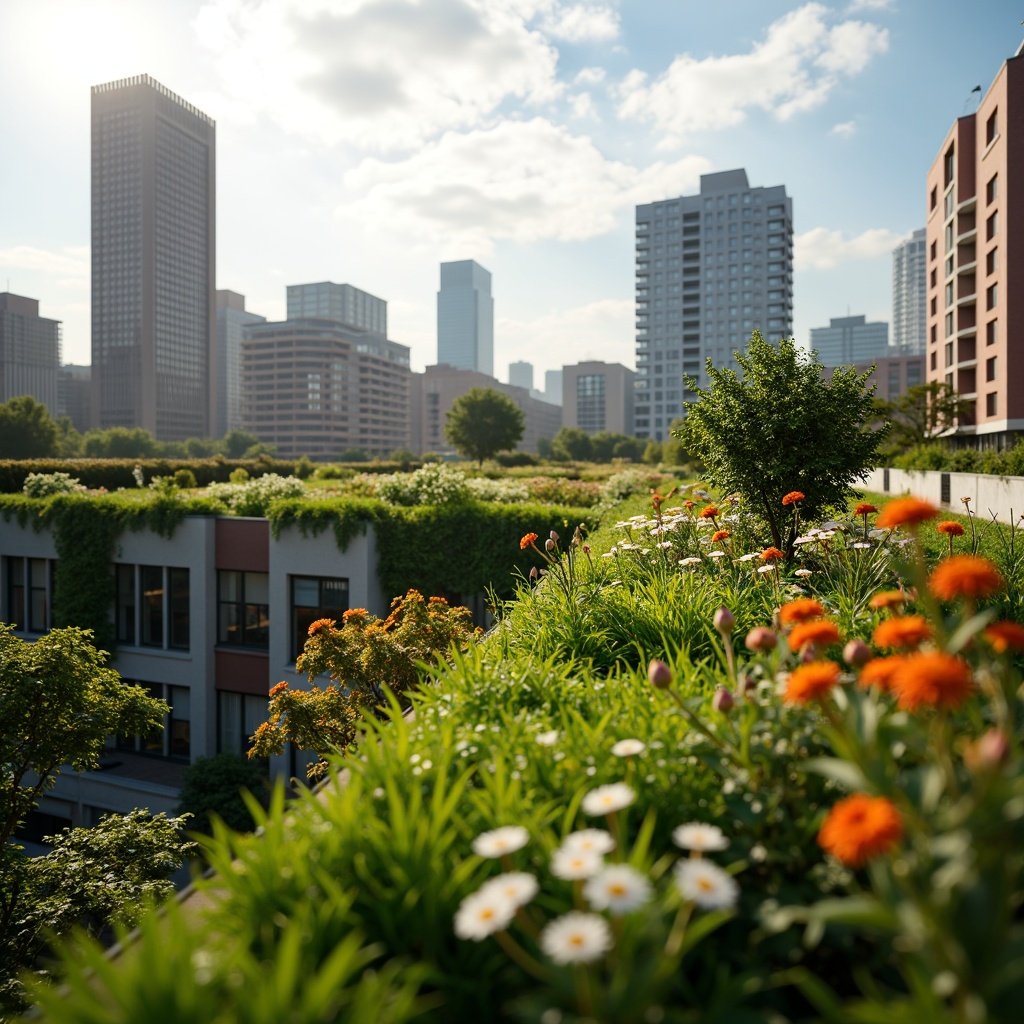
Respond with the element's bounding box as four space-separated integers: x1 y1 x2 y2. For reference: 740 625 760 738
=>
176 753 270 835
875 381 970 454
82 426 157 459
550 426 592 462
221 428 261 459
0 396 59 458
444 387 524 466
679 331 885 554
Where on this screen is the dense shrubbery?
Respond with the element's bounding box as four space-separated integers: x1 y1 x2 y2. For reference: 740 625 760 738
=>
893 438 1024 476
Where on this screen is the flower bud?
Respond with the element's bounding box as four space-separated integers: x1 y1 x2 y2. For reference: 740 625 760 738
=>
529 566 539 581
648 659 672 689
712 687 734 713
965 729 1009 772
738 670 757 696
550 530 560 542
545 538 555 552
582 544 590 555
745 627 777 653
713 606 735 635
843 639 872 669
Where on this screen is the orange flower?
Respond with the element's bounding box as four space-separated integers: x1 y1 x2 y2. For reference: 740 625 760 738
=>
869 590 907 611
782 491 805 506
788 619 842 652
699 506 720 519
929 555 1004 601
268 681 289 697
875 497 938 530
858 656 908 692
854 503 878 516
936 520 965 537
684 500 696 510
779 598 825 625
761 547 785 562
711 529 731 542
891 652 974 711
307 617 335 636
818 794 903 867
984 621 1024 654
872 615 932 650
784 661 841 704
520 532 539 550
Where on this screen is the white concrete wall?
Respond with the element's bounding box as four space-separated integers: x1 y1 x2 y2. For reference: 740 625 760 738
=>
863 468 1024 524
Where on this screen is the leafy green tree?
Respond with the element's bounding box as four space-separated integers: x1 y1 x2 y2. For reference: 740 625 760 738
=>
612 436 646 462
589 431 643 462
679 331 885 553
185 436 218 458
444 387 524 466
875 381 970 455
338 448 370 462
550 426 592 462
642 439 663 465
221 428 261 459
0 395 59 458
176 753 270 835
82 426 157 459
55 416 83 457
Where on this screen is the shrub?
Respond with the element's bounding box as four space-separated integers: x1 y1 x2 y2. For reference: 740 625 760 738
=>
22 472 85 498
172 468 197 489
375 463 470 506
494 450 539 468
228 466 250 484
206 473 307 516
175 753 271 835
293 455 315 480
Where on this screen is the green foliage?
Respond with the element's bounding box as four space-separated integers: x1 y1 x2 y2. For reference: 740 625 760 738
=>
82 425 159 459
680 331 885 552
339 447 371 462
222 428 261 459
642 439 663 465
176 754 271 835
172 467 198 488
550 426 592 462
229 466 250 483
22 471 84 498
444 388 525 465
294 455 315 479
876 381 971 455
493 450 539 468
0 395 59 458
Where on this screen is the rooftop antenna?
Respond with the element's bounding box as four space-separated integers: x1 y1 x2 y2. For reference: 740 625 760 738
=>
962 84 982 114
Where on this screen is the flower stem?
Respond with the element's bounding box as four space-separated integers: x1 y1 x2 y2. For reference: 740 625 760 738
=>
494 929 548 980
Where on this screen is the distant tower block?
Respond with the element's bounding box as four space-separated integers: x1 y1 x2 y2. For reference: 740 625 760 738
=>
508 360 533 390
437 260 494 376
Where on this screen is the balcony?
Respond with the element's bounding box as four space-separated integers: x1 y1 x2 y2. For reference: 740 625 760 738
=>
955 291 977 308
957 195 977 215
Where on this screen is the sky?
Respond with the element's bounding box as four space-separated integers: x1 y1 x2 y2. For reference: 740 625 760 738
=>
0 0 1020 383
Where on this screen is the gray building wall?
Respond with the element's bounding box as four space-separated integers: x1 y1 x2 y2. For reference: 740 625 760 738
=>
216 290 266 437
58 364 93 432
811 315 889 366
544 369 563 405
437 260 494 376
0 293 60 414
893 228 927 354
562 361 635 435
508 360 533 390
91 75 216 441
286 282 387 336
635 169 793 441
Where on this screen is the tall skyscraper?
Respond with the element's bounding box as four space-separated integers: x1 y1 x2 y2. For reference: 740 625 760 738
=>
215 291 266 437
0 293 61 414
437 260 493 376
508 360 533 390
286 282 387 335
810 315 889 366
544 369 563 405
634 169 793 441
926 50 1023 447
91 75 215 440
892 228 927 354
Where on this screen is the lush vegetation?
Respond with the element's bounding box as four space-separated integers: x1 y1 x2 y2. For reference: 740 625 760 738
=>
444 387 525 465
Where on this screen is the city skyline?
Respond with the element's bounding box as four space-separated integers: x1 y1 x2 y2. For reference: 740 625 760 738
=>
0 1 1018 381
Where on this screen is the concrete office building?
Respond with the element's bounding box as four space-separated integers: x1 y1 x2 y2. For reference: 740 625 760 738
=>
437 260 494 376
810 315 889 366
635 169 793 441
91 75 216 440
926 49 1024 447
544 369 563 406
508 360 533 391
562 361 635 435
0 293 60 414
58 364 93 433
286 282 387 336
410 365 561 457
893 228 927 354
215 291 266 437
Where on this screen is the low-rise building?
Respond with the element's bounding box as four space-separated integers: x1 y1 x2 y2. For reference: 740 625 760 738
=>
0 293 61 415
562 361 635 435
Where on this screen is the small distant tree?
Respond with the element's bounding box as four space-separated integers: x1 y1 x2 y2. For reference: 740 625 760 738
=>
612 436 646 462
0 396 59 458
642 440 663 465
221 428 261 459
679 332 886 554
550 427 592 462
82 426 157 459
338 448 371 462
876 381 970 455
176 753 270 835
444 388 524 466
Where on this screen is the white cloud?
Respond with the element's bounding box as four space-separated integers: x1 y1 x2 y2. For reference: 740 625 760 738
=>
845 0 895 12
541 3 620 42
497 298 634 374
341 118 711 254
831 120 857 137
194 0 562 151
574 65 606 85
0 245 89 284
795 227 907 270
615 2 888 147
570 91 596 117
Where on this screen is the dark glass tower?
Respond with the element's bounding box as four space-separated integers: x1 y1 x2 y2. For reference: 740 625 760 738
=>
91 75 215 440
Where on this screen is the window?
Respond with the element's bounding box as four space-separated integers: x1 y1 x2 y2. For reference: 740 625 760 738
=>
987 319 997 346
987 212 998 240
114 565 189 650
907 361 922 387
987 392 998 417
930 297 937 316
987 283 998 310
218 692 270 755
140 566 164 647
945 223 954 253
945 282 954 307
117 682 191 760
5 557 52 633
930 351 937 371
930 240 937 261
931 325 937 344
944 144 955 187
888 363 902 394
986 108 998 145
945 342 954 367
218 571 269 648
987 174 998 205
946 312 954 337
986 356 997 382
930 268 936 288
930 187 938 211
292 576 349 657
986 248 998 275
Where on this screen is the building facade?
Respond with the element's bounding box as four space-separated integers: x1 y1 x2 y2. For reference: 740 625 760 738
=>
91 75 216 441
215 291 266 437
635 169 793 442
508 360 533 390
58 364 93 432
893 228 927 354
0 293 60 414
810 315 889 366
409 365 561 457
286 282 387 337
240 318 411 459
926 51 1024 447
561 361 635 435
437 260 494 376
543 369 563 406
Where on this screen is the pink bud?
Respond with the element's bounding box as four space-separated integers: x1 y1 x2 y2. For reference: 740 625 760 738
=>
738 671 757 696
713 606 735 635
550 530 560 542
712 687 734 712
745 627 777 653
965 729 1009 772
582 544 590 554
800 646 817 664
648 659 672 689
545 538 555 552
529 566 539 581
843 639 872 669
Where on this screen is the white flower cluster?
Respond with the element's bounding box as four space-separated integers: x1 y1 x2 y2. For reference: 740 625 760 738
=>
206 473 306 516
22 472 87 498
375 462 470 506
465 476 531 504
601 468 657 502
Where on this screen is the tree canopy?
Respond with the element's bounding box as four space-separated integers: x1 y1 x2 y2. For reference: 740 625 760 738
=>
443 387 524 465
874 381 969 456
0 396 59 458
679 331 886 553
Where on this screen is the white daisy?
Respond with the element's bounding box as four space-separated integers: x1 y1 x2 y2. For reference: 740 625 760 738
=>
708 550 727 559
794 568 813 577
853 542 871 549
581 783 636 816
672 823 729 852
540 912 613 965
562 829 616 856
680 556 702 566
756 565 775 574
453 888 516 940
673 859 739 910
478 872 539 908
551 846 603 880
535 730 559 746
472 825 530 858
583 865 652 915
737 553 760 562
611 738 646 757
